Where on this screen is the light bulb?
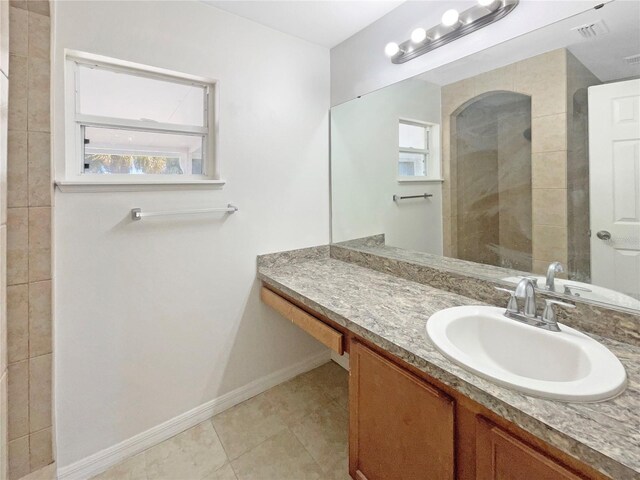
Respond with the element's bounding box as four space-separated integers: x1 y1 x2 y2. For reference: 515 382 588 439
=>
411 28 427 43
384 42 400 57
441 9 460 27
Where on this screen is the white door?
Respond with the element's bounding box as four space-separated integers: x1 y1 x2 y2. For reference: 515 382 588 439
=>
589 79 640 300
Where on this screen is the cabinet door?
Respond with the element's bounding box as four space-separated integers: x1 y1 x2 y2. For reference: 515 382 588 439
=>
349 341 455 480
476 417 585 480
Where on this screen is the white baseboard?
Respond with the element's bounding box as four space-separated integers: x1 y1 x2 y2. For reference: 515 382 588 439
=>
57 350 331 480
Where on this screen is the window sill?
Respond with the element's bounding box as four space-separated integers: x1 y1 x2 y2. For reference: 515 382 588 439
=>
55 179 226 193
397 177 444 183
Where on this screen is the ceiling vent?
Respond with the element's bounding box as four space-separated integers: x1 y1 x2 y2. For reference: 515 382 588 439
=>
571 20 609 39
624 54 640 66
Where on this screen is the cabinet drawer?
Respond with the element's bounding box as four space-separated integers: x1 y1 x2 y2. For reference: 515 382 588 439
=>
261 287 344 355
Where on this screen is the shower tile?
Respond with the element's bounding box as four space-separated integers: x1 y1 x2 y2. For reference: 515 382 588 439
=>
441 78 474 116
533 225 568 263
7 284 28 363
29 353 52 432
29 281 51 357
29 427 53 471
532 188 567 227
475 63 517 94
7 207 28 285
27 12 50 60
7 130 27 207
8 360 28 440
28 206 51 282
8 435 29 480
28 132 51 207
7 54 27 132
27 57 49 133
8 7 27 58
516 49 567 117
531 114 567 153
532 151 566 189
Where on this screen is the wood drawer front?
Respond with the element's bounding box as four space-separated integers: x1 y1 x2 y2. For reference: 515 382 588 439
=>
350 341 455 480
261 287 344 355
476 417 586 480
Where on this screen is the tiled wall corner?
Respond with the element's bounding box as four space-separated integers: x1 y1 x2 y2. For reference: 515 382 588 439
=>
2 0 11 477
5 3 53 479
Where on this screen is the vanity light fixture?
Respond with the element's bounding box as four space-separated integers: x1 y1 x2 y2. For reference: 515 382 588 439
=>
385 0 519 63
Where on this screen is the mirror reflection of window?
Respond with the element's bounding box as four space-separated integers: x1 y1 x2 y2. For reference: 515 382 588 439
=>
398 120 430 177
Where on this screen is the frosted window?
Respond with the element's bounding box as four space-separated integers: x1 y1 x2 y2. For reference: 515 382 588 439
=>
399 123 426 149
78 65 206 126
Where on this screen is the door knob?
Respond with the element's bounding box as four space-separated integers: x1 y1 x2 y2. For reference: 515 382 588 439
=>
596 230 612 240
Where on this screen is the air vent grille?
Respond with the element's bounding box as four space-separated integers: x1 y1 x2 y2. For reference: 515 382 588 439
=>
624 54 640 66
571 20 609 38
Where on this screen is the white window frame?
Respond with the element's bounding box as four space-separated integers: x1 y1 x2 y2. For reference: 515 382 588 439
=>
397 118 442 183
60 50 223 191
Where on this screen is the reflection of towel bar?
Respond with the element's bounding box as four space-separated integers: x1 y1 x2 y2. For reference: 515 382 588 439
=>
131 204 238 221
393 193 433 201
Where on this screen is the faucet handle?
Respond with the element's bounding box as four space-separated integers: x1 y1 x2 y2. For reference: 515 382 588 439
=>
563 284 592 296
520 276 539 287
542 299 576 326
495 287 519 314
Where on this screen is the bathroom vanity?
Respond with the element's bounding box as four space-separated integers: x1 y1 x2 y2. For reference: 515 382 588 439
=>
257 245 640 480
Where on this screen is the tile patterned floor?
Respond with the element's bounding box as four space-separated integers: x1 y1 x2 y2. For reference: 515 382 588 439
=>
91 361 350 480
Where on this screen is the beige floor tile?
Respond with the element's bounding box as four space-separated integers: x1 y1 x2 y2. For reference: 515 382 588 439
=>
301 361 348 406
8 435 29 480
231 430 324 480
290 400 348 475
212 393 287 460
202 463 237 480
261 371 333 427
145 421 227 480
323 455 351 480
91 454 146 480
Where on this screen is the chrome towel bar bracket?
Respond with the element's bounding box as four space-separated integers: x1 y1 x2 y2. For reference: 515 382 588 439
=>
131 204 238 221
393 193 433 201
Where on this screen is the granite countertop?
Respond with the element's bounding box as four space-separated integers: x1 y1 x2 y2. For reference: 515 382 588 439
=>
257 248 640 480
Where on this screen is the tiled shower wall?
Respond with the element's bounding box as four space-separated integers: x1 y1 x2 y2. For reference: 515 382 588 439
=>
6 1 53 479
441 49 600 279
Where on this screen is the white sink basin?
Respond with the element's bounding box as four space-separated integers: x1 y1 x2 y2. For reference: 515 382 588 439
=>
502 276 640 310
426 306 627 402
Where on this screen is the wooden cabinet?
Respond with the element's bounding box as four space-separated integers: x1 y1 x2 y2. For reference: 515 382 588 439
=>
349 340 455 480
261 286 609 480
475 417 585 480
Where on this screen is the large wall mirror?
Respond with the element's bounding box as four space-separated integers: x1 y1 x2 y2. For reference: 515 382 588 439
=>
331 1 640 312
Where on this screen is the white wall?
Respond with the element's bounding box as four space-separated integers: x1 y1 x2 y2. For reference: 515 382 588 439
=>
52 1 330 468
330 0 605 106
331 77 443 254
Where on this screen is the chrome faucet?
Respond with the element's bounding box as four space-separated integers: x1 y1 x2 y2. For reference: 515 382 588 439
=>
515 278 537 317
545 262 564 291
496 278 575 332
